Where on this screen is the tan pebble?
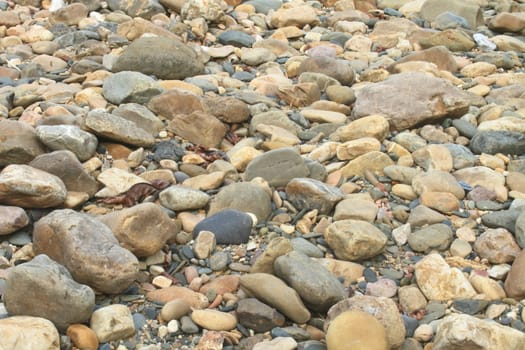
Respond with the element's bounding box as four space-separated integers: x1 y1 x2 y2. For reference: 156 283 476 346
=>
67 324 99 350
191 309 237 331
152 275 172 289
414 324 433 342
160 299 191 322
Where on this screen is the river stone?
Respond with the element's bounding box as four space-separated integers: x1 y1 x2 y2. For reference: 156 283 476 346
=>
297 56 355 86
474 228 520 264
99 203 179 257
415 253 476 301
193 209 253 245
90 304 135 343
35 125 97 162
4 254 95 331
270 5 318 28
516 211 525 249
208 182 272 221
112 37 204 80
443 143 476 169
324 219 387 261
285 178 343 215
290 237 324 258
112 103 165 136
33 209 139 294
453 166 507 202
0 164 67 208
245 148 309 187
107 0 164 18
352 72 471 132
190 309 237 331
159 185 210 211
203 95 250 123
251 237 293 274
29 151 99 196
481 208 522 234
0 316 60 350
407 205 447 227
0 205 29 235
249 110 303 136
274 251 345 313
102 71 163 105
419 0 483 29
407 223 453 253
389 46 458 72
0 120 46 167
85 109 155 147
433 314 525 350
148 89 205 121
167 111 226 148
146 286 209 308
180 0 227 22
470 130 525 155
419 29 475 52
240 273 311 324
333 197 379 223
340 151 394 178
218 30 255 47
237 298 286 333
412 169 465 199
325 295 406 349
326 310 388 350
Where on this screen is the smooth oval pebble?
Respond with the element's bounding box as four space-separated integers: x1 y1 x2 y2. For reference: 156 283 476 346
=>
190 309 237 331
66 324 99 350
160 299 191 322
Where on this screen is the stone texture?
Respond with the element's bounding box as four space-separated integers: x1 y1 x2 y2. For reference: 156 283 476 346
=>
245 148 309 187
90 304 135 343
33 209 139 294
4 254 95 331
285 178 343 215
167 111 226 148
193 209 253 245
0 316 60 350
326 310 388 350
35 125 97 162
159 185 210 211
0 205 29 235
237 298 285 333
0 120 46 167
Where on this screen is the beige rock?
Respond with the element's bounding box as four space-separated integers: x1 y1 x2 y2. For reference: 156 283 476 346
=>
340 151 394 177
478 116 525 134
433 314 525 350
330 115 390 142
336 137 381 160
67 324 99 350
256 124 301 145
461 62 497 78
183 171 225 191
412 169 465 199
229 146 263 172
398 285 427 313
420 191 460 214
333 196 378 222
167 111 226 148
90 304 135 343
193 230 216 259
0 120 46 166
412 144 453 172
308 142 340 163
415 253 476 301
489 12 525 33
147 286 209 308
505 249 525 299
191 309 237 331
96 167 148 197
326 310 388 350
0 205 29 235
474 228 520 264
251 237 293 274
469 274 506 300
0 316 60 350
453 166 507 202
160 299 191 322
301 109 347 124
270 5 318 28
0 164 67 208
492 35 525 52
313 257 364 286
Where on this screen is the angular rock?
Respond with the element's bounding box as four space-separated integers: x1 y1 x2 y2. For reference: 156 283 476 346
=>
29 150 99 196
274 251 345 313
240 273 311 324
208 182 272 222
285 178 343 215
85 109 155 147
33 209 139 294
167 111 226 148
100 203 179 257
433 314 525 350
415 253 476 301
245 148 309 187
419 29 475 52
0 164 67 208
203 95 250 123
0 120 46 167
112 37 204 80
0 316 60 350
35 125 97 162
4 254 95 331
193 209 253 245
102 71 163 105
324 219 387 261
237 298 286 333
352 72 471 131
148 89 205 120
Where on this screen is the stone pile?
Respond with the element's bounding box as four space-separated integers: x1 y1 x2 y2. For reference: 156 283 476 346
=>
0 0 525 349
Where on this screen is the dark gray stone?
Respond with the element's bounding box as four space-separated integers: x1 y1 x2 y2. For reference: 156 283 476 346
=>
193 209 253 245
407 223 453 252
470 130 525 155
217 30 255 47
452 299 489 315
291 237 324 258
237 298 285 333
482 208 522 234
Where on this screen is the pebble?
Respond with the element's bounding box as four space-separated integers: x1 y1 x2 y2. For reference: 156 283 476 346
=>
90 304 135 343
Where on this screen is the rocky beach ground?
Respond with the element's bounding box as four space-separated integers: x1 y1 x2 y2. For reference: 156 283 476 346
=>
0 0 525 349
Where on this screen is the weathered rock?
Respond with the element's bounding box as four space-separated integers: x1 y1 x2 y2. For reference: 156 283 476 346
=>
208 182 272 222
340 151 394 178
270 5 318 28
203 95 250 123
324 219 387 261
167 111 226 148
333 196 378 223
100 203 179 257
0 316 60 350
505 249 525 299
0 164 67 208
251 237 293 274
4 254 95 331
433 314 525 350
237 298 285 333
35 125 97 162
352 72 471 131
33 209 139 294
285 178 343 215
240 273 311 324
415 253 476 301
245 148 309 187
412 169 465 199
297 56 355 86
112 103 165 136
389 46 458 72
29 150 99 196
112 37 204 79
90 304 135 343
181 0 227 22
0 205 29 235
326 310 388 350
419 29 475 52
474 228 520 264
159 185 210 211
102 71 163 105
419 0 483 29
470 130 525 156
408 223 453 253
274 251 346 313
0 120 46 167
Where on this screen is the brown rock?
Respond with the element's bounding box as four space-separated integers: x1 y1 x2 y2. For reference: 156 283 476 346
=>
147 89 205 120
389 46 458 73
146 286 209 308
67 324 99 350
297 56 355 86
0 120 46 167
420 191 460 214
326 310 388 350
340 151 394 177
474 228 521 264
0 205 29 235
330 115 390 142
49 3 88 25
251 237 293 274
203 95 250 123
276 83 321 107
200 275 240 295
33 209 139 294
167 111 226 148
489 12 525 33
99 203 179 257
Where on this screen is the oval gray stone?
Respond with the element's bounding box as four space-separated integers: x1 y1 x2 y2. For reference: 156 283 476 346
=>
285 178 343 215
103 71 163 105
407 223 453 253
245 148 309 187
159 185 210 211
35 125 97 162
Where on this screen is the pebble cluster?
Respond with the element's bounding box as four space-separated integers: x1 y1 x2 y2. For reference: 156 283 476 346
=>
0 0 525 349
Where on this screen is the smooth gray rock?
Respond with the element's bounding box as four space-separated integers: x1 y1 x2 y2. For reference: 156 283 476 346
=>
103 71 163 105
4 254 95 331
245 148 309 187
408 223 453 253
193 209 253 245
470 130 525 155
35 125 97 162
274 251 346 313
208 182 272 221
285 178 343 215
159 185 210 211
112 103 165 136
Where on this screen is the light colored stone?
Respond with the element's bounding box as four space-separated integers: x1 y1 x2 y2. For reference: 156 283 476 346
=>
90 304 135 343
326 310 388 350
0 316 60 350
190 309 237 331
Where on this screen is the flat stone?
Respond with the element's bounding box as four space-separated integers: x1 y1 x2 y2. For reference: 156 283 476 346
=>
419 29 475 52
285 178 343 215
167 111 226 148
4 254 95 331
240 273 311 324
336 137 382 161
100 202 179 257
0 164 67 208
159 185 210 211
330 115 390 142
408 223 453 252
274 251 345 313
112 103 165 136
0 316 60 350
112 37 204 79
90 304 135 343
191 309 237 331
193 209 253 245
419 0 482 29
33 209 139 294
203 95 250 123
96 167 148 197
389 46 458 72
0 205 29 235
270 5 318 28
412 169 465 199
237 298 285 333
324 219 387 261
36 125 97 162
297 56 355 86
333 196 378 222
340 151 394 178
146 286 209 308
470 130 525 155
